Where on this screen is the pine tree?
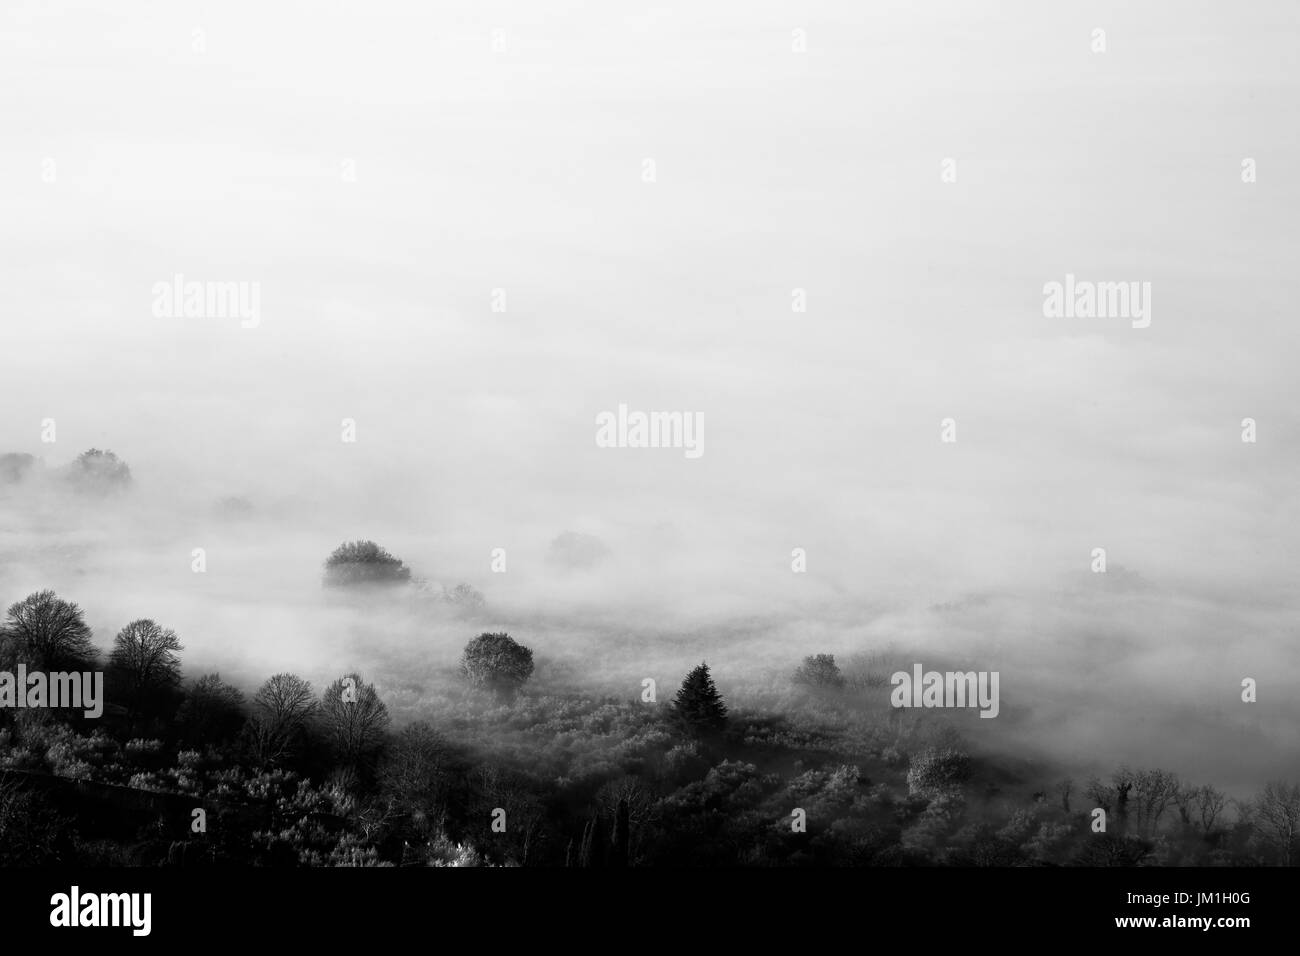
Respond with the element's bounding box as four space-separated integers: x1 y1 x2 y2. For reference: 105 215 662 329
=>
672 662 728 735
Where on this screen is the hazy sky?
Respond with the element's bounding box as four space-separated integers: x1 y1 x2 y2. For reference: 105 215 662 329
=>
1 1 1297 792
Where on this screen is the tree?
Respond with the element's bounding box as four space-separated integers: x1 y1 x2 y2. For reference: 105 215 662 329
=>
322 540 412 589
460 633 534 701
1129 769 1180 836
546 532 610 570
66 448 132 494
1253 780 1300 866
0 590 98 672
107 619 184 730
1193 784 1229 836
246 673 317 765
176 674 247 747
672 663 727 735
596 776 656 866
792 653 844 689
380 722 462 835
318 672 390 770
906 747 973 798
443 583 486 615
468 764 545 865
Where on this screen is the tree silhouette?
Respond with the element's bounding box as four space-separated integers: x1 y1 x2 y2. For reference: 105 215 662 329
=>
319 672 390 771
107 619 184 732
246 673 317 765
66 448 132 494
672 663 727 735
322 540 412 589
176 673 247 747
1254 780 1300 866
380 722 461 837
0 590 98 672
460 632 534 701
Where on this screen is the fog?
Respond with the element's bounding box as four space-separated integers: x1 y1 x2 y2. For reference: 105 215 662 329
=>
2 0 1297 798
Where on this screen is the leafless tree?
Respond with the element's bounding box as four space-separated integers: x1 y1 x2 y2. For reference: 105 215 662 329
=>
595 776 660 866
471 765 545 865
247 673 317 765
1130 769 1180 835
0 590 98 672
380 721 460 834
1253 780 1300 866
319 672 390 768
1193 785 1229 836
1085 776 1113 813
108 619 184 729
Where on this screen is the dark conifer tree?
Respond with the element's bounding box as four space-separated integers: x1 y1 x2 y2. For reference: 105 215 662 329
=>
672 662 728 735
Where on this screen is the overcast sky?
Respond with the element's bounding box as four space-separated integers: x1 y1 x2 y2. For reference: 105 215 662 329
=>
1 1 1297 791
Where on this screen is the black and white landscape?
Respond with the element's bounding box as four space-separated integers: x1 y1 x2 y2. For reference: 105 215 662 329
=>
1 1 1297 872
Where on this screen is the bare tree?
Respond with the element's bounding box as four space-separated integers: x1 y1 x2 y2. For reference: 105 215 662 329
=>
0 590 98 672
1193 785 1229 836
1253 780 1300 866
595 776 659 866
471 764 545 865
380 721 461 835
1085 776 1113 814
319 672 390 769
1130 769 1180 835
247 673 317 765
107 619 184 730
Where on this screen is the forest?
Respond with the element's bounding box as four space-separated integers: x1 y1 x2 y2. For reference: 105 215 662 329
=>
0 449 1296 868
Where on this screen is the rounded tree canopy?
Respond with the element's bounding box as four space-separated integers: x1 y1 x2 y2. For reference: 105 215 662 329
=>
460 632 534 699
0 589 98 672
66 448 132 494
323 539 413 588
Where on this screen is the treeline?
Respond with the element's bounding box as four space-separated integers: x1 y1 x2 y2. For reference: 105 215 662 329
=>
0 582 1297 867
